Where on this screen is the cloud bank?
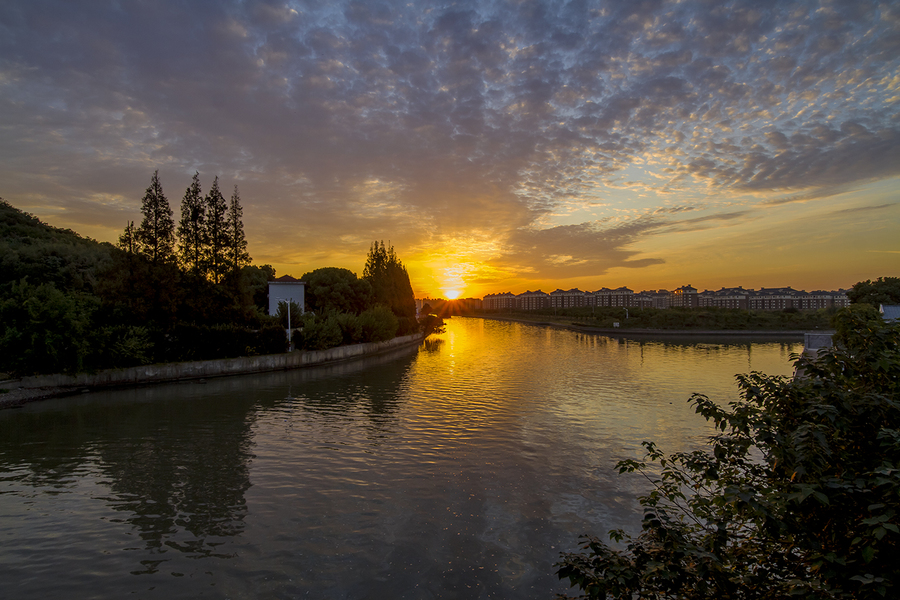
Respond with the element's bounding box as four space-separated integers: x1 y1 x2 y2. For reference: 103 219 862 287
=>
1 0 898 290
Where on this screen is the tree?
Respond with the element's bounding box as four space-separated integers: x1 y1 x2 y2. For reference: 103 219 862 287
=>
204 176 228 283
177 172 206 277
276 300 303 330
556 308 900 600
226 184 251 273
363 241 417 334
135 170 175 264
118 220 138 254
848 276 900 307
301 267 373 314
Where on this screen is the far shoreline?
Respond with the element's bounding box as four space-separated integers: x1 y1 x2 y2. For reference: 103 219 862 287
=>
472 314 820 339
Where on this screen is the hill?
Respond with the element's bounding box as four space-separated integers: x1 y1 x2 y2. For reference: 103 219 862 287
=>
0 199 114 293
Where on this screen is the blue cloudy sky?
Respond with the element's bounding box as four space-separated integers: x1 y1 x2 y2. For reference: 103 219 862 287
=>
1 0 898 297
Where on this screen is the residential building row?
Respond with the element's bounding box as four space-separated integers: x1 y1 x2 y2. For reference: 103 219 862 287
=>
481 285 850 311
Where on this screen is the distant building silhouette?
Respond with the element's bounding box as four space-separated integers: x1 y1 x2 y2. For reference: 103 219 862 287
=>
473 283 850 312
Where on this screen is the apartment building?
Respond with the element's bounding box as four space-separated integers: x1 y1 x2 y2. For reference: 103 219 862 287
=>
589 287 635 307
550 288 587 308
669 285 699 308
518 290 551 310
482 292 517 310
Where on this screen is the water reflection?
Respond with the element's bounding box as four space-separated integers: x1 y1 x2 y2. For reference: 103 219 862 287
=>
0 385 258 572
0 320 800 599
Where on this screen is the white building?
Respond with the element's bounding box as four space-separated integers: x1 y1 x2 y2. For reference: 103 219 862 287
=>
268 275 305 316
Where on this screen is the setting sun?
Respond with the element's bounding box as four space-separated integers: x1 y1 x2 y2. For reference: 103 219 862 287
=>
443 289 461 300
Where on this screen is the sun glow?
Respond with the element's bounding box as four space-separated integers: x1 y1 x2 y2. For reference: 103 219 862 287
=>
443 289 462 299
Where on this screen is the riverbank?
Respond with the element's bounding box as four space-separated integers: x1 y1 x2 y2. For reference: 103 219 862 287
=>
0 332 425 409
476 314 821 338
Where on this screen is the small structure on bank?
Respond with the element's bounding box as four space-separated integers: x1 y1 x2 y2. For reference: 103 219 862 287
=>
268 275 305 316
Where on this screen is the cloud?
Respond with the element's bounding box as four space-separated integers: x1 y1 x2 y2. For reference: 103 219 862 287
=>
830 202 900 215
0 0 898 286
492 218 667 280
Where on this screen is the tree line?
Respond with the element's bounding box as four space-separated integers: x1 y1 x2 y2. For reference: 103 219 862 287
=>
278 241 423 350
1 175 428 377
119 170 250 282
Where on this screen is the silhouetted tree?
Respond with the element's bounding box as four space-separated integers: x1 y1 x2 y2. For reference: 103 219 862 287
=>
301 267 373 314
363 241 417 334
118 220 138 254
177 172 206 277
136 170 175 264
226 184 251 273
204 176 228 283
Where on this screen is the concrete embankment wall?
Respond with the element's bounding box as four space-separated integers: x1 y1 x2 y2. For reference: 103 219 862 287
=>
10 333 424 393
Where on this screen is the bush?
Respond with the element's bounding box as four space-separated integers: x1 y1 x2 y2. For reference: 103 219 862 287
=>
91 325 153 368
276 300 303 329
335 311 363 345
148 322 287 362
419 313 446 336
556 308 900 599
296 312 343 350
357 306 398 342
0 280 99 375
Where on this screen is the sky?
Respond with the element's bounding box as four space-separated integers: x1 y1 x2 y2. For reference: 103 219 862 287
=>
1 0 898 299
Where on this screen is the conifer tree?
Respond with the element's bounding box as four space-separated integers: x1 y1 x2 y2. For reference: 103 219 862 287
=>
177 172 206 277
226 184 251 272
118 220 138 254
363 241 417 333
136 170 175 264
204 175 228 283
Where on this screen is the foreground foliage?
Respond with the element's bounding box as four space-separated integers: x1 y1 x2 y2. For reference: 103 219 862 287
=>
557 309 900 599
848 277 900 307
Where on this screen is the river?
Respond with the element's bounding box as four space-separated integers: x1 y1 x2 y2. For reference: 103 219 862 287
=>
0 317 801 599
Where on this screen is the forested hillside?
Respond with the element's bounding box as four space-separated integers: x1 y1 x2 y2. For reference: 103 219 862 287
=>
0 199 114 292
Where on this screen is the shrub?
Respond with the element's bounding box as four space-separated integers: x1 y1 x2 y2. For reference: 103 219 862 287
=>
0 280 99 375
335 311 363 345
296 312 343 350
357 306 398 342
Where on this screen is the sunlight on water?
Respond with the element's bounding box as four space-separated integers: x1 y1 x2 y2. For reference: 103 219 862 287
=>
0 317 801 599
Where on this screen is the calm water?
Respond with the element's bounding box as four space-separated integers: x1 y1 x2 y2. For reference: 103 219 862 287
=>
0 317 801 599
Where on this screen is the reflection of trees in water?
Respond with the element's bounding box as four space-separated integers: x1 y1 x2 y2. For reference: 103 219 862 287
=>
421 337 445 353
0 342 420 573
0 404 99 488
0 389 257 569
95 394 255 567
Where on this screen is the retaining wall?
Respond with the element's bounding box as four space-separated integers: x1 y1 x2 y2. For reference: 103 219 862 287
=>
11 333 424 392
